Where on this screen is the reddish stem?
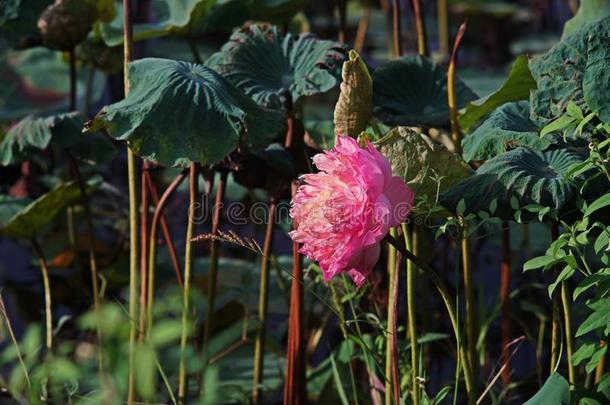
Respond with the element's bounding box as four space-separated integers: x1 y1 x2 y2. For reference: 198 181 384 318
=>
146 170 186 287
391 0 402 57
500 221 511 386
284 181 306 405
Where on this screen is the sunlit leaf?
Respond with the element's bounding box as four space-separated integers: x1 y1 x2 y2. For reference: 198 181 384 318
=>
462 101 550 162
89 58 284 167
206 23 347 110
441 147 586 220
372 55 477 127
459 55 536 130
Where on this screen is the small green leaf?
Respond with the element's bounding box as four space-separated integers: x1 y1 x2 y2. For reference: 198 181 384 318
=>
585 194 610 217
572 342 597 366
523 255 556 271
576 299 610 337
587 345 608 374
540 115 576 138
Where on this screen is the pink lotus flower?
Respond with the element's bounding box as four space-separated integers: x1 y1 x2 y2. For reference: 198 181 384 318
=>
289 136 414 286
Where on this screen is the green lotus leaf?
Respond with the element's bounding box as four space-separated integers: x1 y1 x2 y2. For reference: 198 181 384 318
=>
372 55 478 127
377 126 471 201
89 58 284 167
99 0 216 47
333 50 372 137
583 35 610 123
459 55 536 131
0 112 80 165
0 179 97 239
523 373 570 405
440 147 586 220
206 24 347 110
462 101 551 162
529 16 610 126
201 0 252 32
562 0 610 40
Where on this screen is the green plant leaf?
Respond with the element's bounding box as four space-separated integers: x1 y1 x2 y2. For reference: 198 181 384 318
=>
576 298 610 337
529 16 610 126
372 55 477 127
586 194 610 217
523 372 570 405
440 147 586 220
206 23 346 110
0 180 95 239
250 0 306 22
462 101 550 162
98 0 216 46
562 0 610 39
572 342 597 366
333 50 372 137
583 35 610 123
377 126 471 201
0 0 48 48
89 58 284 167
0 112 80 165
459 55 536 130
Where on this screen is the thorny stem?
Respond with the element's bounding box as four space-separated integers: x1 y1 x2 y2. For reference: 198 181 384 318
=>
123 0 138 403
147 169 188 333
403 223 419 405
252 200 278 404
410 0 429 56
384 233 474 401
31 239 53 352
178 163 199 403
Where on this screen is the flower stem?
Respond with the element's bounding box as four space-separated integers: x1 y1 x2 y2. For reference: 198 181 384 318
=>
147 169 188 333
252 199 277 404
31 239 52 352
123 1 138 403
500 222 511 387
203 171 228 351
139 162 150 339
385 228 398 405
410 0 429 56
402 223 419 405
67 48 104 380
437 0 449 59
550 222 561 374
384 233 473 400
461 223 477 391
448 21 467 154
284 181 306 405
561 282 575 386
178 162 199 403
391 0 402 57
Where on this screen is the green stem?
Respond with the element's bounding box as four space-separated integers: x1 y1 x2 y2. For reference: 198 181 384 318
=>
500 222 511 387
252 200 277 404
188 38 203 64
123 1 137 403
461 223 477 391
0 293 30 388
402 223 419 405
384 234 473 400
330 280 360 405
202 171 227 378
385 228 398 405
437 0 449 59
139 163 150 339
448 22 467 154
550 223 561 374
31 239 52 352
178 163 199 403
561 282 575 386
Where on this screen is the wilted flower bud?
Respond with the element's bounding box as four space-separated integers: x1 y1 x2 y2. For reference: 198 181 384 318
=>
37 0 97 51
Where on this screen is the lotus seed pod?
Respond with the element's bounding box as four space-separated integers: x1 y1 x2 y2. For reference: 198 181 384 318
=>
37 0 97 51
